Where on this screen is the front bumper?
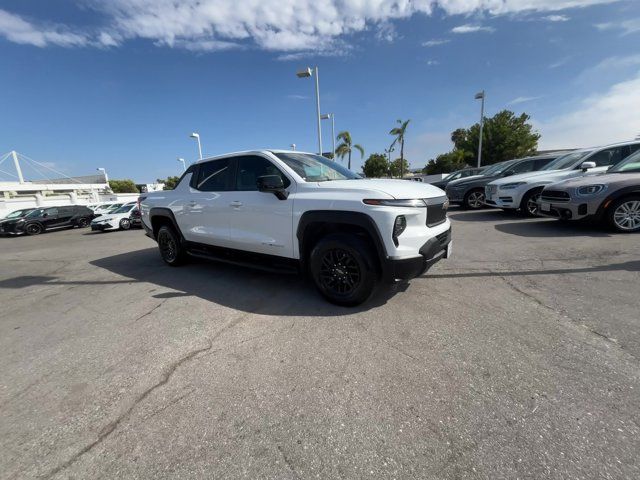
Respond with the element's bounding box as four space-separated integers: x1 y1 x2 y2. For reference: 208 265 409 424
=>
91 223 115 231
384 228 452 282
445 189 465 203
536 200 596 221
484 186 520 209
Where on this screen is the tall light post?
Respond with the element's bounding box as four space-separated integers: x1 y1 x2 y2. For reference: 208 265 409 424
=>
190 132 203 160
321 113 336 159
474 91 485 168
290 144 296 151
97 167 109 183
177 157 186 172
296 66 322 155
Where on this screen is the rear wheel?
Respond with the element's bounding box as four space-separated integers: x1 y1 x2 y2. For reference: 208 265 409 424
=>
119 218 131 231
608 196 640 233
25 223 43 236
77 217 89 228
309 233 377 307
520 188 543 217
157 225 187 266
463 189 485 209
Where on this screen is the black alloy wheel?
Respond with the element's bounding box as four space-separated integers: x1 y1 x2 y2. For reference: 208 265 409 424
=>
318 248 362 296
25 223 43 236
157 225 186 266
77 218 89 228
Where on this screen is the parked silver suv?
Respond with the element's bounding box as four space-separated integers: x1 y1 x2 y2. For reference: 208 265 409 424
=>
538 150 640 232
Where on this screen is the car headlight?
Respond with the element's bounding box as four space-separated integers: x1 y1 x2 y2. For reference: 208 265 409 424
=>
363 199 427 207
499 182 527 190
576 184 606 196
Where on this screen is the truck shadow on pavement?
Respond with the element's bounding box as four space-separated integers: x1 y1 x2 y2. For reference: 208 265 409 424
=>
493 220 611 238
0 248 405 316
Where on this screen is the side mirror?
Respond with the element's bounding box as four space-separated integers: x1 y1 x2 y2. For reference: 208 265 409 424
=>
580 161 596 171
257 175 288 200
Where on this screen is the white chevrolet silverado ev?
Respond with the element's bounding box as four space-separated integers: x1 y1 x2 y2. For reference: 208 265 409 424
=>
140 150 452 306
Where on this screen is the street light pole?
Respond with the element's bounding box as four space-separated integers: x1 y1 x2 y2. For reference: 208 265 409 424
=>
296 66 322 155
290 144 296 151
475 91 485 168
190 132 203 160
177 157 186 172
96 167 109 183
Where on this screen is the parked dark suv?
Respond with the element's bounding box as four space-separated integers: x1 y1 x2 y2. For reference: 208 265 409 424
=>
0 205 95 236
445 154 561 209
430 167 486 190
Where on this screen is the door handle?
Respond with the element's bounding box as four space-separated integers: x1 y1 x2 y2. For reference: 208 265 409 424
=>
230 201 243 207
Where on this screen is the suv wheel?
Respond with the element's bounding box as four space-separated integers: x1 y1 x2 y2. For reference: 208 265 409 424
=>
463 189 485 209
119 218 131 230
77 218 89 228
157 225 187 266
309 233 377 306
25 223 43 236
608 196 640 233
521 189 543 217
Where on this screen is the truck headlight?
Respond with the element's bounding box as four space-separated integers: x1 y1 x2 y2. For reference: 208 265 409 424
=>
392 215 407 246
576 185 606 196
363 199 427 207
499 182 526 190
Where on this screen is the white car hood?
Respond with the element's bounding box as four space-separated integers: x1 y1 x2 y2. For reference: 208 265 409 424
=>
315 179 446 199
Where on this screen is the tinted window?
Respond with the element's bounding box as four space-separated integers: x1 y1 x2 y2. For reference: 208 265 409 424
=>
533 157 553 169
45 208 58 216
628 143 640 155
236 156 290 191
588 147 624 167
196 158 232 191
508 159 536 174
59 207 74 216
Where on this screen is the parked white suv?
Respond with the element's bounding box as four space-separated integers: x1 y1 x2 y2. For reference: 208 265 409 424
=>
484 140 640 216
140 150 452 306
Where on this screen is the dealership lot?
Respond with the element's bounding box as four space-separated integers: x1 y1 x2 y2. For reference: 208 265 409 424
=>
1 210 639 479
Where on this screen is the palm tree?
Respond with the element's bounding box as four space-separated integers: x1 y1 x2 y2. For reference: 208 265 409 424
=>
335 131 364 170
389 119 410 178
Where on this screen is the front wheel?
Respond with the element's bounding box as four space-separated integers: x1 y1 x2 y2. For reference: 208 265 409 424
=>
77 218 89 228
25 223 43 236
157 225 187 266
309 233 377 306
608 196 640 233
463 189 485 209
119 218 131 230
520 189 543 217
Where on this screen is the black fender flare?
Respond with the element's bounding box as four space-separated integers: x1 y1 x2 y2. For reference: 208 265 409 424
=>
296 210 388 272
148 208 185 242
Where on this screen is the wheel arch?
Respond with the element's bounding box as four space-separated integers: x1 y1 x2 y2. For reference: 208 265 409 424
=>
596 187 640 220
296 211 387 274
148 208 185 242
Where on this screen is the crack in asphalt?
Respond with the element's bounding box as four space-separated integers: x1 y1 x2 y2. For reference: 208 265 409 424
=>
133 300 166 322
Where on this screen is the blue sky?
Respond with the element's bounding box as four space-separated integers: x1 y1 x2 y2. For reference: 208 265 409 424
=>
0 0 639 182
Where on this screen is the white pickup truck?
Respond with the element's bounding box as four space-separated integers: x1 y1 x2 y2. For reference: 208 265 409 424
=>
140 150 451 306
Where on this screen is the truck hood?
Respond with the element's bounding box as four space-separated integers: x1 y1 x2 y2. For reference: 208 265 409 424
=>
315 179 445 199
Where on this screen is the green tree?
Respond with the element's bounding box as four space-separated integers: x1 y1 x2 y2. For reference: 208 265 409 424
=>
389 158 410 178
335 131 364 170
423 150 472 175
362 153 389 178
108 179 138 193
452 110 540 165
389 119 410 178
157 176 181 190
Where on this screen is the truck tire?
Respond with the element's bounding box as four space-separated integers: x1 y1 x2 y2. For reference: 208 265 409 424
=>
156 225 187 266
309 233 377 306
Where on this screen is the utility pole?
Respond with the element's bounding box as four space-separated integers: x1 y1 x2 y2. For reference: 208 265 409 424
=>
475 91 485 168
11 151 24 184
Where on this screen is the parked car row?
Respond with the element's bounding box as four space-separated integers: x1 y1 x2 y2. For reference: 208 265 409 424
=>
441 139 640 232
0 202 142 236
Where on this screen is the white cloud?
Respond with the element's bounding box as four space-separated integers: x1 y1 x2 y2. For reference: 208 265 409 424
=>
451 24 495 34
286 94 309 100
426 59 440 66
0 9 88 47
544 15 570 22
549 57 571 69
422 38 450 47
0 1 622 53
595 17 640 35
538 72 640 148
508 95 543 105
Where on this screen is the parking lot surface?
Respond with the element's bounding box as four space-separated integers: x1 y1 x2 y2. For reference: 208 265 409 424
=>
1 209 639 479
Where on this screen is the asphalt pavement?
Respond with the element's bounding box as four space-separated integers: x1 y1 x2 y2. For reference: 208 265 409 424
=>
1 208 639 479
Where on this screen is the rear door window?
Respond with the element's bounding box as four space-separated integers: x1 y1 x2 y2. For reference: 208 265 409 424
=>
195 158 233 192
588 147 624 167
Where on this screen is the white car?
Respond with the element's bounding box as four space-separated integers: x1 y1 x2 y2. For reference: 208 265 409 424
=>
140 150 452 306
91 202 140 232
484 140 640 216
92 203 125 216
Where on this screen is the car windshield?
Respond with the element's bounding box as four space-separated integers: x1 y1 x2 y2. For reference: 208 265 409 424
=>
608 150 640 173
542 150 593 170
112 204 136 214
273 152 360 182
5 209 32 219
482 160 515 176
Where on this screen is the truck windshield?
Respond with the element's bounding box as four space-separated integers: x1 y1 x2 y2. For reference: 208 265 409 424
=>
273 152 360 182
